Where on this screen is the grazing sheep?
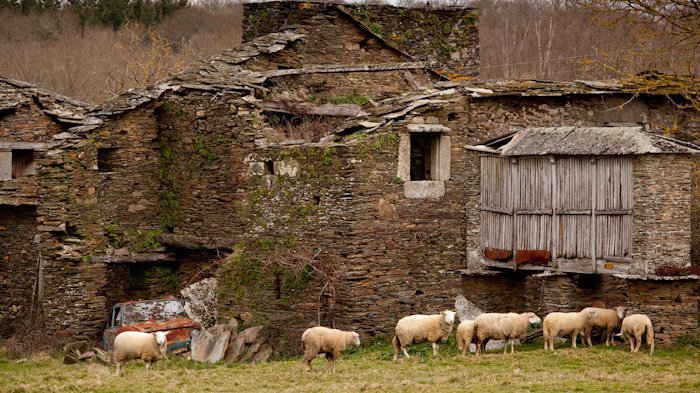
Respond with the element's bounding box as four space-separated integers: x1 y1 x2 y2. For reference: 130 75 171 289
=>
543 310 598 350
617 314 654 354
392 310 456 360
456 320 475 356
473 312 541 355
301 326 360 372
582 306 626 346
114 330 170 376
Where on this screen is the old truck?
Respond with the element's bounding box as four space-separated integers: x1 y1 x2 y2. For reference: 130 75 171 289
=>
103 296 200 353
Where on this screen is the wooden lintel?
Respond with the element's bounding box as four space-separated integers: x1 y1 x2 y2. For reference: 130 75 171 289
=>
479 205 511 215
262 101 368 117
91 253 177 263
262 62 430 78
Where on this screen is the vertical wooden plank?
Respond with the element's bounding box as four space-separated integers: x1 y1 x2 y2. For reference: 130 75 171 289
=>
591 158 597 273
511 158 518 270
551 157 558 267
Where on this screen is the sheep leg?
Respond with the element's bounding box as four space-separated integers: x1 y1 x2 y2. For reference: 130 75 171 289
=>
511 338 515 354
432 342 438 356
145 360 151 371
303 352 314 372
571 332 578 348
115 362 122 376
634 333 642 353
402 346 410 359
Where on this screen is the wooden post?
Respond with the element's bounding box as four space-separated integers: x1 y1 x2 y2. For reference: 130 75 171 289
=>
591 158 597 273
551 157 558 269
512 158 518 271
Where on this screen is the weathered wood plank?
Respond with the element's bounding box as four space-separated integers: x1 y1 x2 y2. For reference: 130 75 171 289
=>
261 62 430 78
262 101 368 117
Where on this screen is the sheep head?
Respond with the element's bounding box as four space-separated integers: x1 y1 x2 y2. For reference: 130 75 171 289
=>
442 310 456 324
526 312 541 324
153 330 171 354
616 306 626 320
350 332 360 347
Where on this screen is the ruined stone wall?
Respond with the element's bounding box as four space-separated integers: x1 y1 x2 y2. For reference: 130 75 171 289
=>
243 6 436 99
243 2 480 77
633 154 694 274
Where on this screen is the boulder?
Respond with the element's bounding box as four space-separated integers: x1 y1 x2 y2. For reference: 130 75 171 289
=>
181 278 218 329
190 325 231 363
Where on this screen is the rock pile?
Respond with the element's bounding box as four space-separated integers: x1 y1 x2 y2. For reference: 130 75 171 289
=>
190 315 272 363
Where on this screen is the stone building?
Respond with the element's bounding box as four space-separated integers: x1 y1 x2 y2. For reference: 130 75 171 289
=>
0 1 697 350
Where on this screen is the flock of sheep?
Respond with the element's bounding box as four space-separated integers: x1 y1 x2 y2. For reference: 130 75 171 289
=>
301 306 655 372
110 306 655 375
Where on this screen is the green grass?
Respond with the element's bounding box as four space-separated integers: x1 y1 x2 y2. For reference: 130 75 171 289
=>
1 337 698 392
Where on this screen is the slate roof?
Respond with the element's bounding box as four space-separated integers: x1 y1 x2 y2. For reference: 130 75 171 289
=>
467 126 699 156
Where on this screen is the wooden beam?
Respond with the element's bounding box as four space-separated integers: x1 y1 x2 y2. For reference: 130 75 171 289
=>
91 253 177 264
262 101 368 117
261 62 430 78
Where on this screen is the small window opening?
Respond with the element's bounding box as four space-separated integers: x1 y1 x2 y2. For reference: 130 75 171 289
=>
264 160 274 175
410 133 439 180
98 148 118 172
12 150 35 178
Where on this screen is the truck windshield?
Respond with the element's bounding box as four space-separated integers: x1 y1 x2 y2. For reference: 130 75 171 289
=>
123 300 187 324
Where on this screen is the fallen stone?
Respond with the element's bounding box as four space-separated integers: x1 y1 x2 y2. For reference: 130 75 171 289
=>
224 336 246 362
251 343 272 364
238 325 264 344
190 327 231 363
244 336 266 360
240 312 253 327
63 341 92 365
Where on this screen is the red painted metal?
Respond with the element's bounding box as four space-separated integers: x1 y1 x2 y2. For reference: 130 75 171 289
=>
515 250 551 266
484 247 512 261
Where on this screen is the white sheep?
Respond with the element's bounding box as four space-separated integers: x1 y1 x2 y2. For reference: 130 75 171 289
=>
456 320 475 356
543 310 598 350
616 314 654 354
582 306 626 346
113 330 170 376
392 310 456 360
473 312 541 355
301 326 360 372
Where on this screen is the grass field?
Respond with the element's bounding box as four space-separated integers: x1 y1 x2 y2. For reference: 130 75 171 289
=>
1 336 698 393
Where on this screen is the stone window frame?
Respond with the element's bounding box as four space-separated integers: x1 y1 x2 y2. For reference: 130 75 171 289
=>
396 123 451 199
0 142 45 181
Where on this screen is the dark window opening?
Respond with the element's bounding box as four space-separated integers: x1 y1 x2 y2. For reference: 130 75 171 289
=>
410 133 439 180
12 150 35 178
264 160 274 175
98 148 118 172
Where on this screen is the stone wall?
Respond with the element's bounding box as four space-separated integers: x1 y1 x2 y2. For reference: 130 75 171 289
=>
0 205 38 334
460 273 699 344
633 154 694 274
